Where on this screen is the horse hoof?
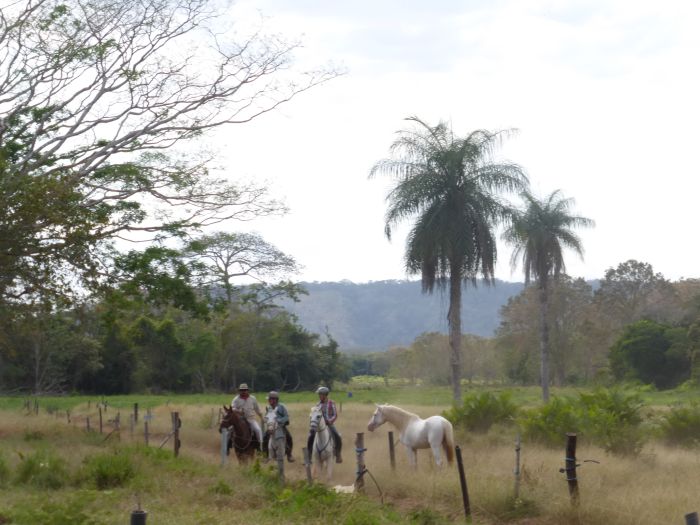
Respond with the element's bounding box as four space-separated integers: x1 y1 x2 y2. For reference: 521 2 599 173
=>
287 457 295 463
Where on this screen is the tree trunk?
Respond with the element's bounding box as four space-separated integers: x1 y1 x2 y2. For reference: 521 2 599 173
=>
538 279 550 402
448 272 463 402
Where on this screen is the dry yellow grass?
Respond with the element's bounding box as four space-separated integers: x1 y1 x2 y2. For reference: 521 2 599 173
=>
1 400 699 524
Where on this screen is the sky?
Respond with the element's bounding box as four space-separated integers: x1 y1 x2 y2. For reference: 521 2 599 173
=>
206 0 700 284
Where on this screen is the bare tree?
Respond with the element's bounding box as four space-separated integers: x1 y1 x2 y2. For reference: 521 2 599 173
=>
0 0 336 301
185 231 299 304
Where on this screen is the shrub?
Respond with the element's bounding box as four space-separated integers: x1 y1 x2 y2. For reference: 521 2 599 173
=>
519 389 647 455
15 450 68 489
519 397 579 447
445 391 519 433
80 451 135 489
659 402 700 447
9 499 99 525
209 479 233 495
577 389 646 456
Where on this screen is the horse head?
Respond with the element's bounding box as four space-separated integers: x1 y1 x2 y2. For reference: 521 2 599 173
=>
367 404 386 431
264 409 278 434
219 405 234 433
309 405 325 432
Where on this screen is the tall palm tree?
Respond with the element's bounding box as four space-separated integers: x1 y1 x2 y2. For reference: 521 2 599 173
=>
503 190 594 401
371 117 528 401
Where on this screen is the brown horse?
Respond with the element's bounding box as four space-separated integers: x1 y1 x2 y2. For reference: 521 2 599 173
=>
219 405 260 463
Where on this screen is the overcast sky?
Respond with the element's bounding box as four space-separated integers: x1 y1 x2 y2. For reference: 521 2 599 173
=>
208 0 700 284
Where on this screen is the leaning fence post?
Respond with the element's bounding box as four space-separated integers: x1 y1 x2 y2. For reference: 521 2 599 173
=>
455 445 472 523
686 512 699 525
565 433 579 505
171 412 181 457
514 432 521 499
354 433 366 493
302 447 313 485
220 428 228 467
388 431 396 471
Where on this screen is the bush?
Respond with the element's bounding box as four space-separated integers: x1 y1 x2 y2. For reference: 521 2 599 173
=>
659 402 700 447
15 450 68 489
519 389 647 455
444 391 519 433
578 389 646 456
80 451 135 489
519 397 579 447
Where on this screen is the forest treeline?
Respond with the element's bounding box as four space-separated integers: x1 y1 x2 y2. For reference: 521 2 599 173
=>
352 260 700 390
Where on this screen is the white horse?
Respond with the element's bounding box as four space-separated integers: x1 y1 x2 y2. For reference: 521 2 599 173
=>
310 405 335 481
264 411 283 462
367 404 454 468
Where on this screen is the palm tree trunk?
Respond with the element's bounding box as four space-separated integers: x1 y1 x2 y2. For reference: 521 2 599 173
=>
448 271 463 402
538 278 550 402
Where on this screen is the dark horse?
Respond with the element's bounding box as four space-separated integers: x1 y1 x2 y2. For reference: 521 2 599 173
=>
219 405 260 463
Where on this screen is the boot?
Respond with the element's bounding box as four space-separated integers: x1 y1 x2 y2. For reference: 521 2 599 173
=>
287 454 295 463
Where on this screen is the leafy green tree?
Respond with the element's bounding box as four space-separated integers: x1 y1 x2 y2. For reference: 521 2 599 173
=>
0 0 334 304
185 232 299 305
609 319 690 389
371 117 527 401
129 317 186 392
595 260 680 327
504 190 593 401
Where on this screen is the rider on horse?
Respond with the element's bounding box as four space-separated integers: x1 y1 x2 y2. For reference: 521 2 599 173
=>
265 391 291 467
307 386 342 463
231 383 263 451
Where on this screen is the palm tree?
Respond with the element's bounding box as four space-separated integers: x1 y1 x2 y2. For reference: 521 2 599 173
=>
503 190 594 401
371 117 528 401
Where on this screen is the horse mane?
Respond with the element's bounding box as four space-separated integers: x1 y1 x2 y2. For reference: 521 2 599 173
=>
379 404 419 429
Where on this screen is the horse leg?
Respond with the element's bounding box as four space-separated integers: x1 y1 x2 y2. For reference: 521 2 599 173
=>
275 436 286 483
326 456 334 482
405 445 417 468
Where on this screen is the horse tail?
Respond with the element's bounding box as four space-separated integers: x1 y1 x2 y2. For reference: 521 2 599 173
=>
442 418 455 465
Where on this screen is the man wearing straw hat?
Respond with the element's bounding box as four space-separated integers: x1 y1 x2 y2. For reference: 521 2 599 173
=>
231 383 263 451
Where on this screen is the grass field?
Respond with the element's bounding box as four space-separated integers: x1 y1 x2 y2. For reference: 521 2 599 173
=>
0 385 699 524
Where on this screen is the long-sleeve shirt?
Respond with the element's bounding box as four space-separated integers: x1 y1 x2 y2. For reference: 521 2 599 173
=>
266 403 290 439
232 395 263 421
317 399 338 425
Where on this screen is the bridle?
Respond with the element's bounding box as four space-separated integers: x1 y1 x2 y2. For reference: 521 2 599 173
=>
221 411 254 451
311 409 332 454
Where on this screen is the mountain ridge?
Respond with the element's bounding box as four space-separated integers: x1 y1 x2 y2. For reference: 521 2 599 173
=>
279 279 525 353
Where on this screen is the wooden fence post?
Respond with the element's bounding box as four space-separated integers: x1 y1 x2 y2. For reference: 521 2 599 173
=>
388 431 396 471
134 403 139 423
86 417 91 432
144 421 149 446
514 433 521 499
354 433 366 493
686 512 699 525
99 406 103 434
171 412 181 457
302 447 312 485
130 414 135 439
34 399 39 415
455 445 472 523
565 433 579 505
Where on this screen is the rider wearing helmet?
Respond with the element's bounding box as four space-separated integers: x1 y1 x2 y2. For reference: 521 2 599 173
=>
262 390 295 463
307 386 342 463
265 391 292 473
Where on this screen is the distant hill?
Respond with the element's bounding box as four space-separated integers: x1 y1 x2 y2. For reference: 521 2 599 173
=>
279 279 524 353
